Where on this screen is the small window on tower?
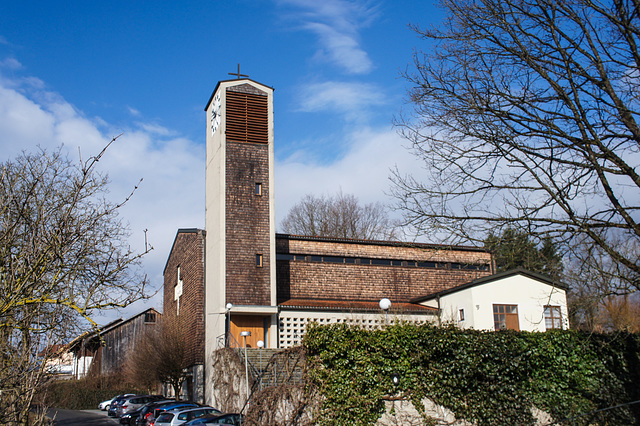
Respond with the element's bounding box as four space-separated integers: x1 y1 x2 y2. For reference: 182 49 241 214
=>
255 183 262 196
256 254 263 267
459 309 465 321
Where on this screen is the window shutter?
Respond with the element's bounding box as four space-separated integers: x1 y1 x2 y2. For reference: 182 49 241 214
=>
226 91 268 144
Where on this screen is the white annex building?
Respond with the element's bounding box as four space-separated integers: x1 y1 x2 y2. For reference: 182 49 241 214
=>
413 269 569 332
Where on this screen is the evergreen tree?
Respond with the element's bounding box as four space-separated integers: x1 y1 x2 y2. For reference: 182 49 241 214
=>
485 229 562 279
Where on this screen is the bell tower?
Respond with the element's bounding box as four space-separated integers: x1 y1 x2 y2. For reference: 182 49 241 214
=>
203 76 277 404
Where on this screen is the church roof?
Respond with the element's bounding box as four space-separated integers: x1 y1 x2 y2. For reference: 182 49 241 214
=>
163 228 205 275
204 78 274 111
279 298 437 314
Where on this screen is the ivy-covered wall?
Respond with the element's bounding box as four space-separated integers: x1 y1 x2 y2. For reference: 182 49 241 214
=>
303 323 640 425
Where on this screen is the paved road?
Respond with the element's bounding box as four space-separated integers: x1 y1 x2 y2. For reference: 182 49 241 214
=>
47 408 119 425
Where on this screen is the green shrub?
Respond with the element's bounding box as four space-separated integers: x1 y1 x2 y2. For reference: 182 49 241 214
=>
42 374 148 410
303 323 640 425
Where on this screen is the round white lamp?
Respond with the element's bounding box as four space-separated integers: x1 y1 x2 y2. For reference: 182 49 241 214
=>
379 298 391 324
379 298 391 311
225 303 233 347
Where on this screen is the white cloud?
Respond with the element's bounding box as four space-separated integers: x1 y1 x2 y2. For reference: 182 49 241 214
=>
277 0 377 74
297 81 384 119
0 73 204 324
137 121 174 136
128 106 141 117
0 57 22 70
275 126 426 228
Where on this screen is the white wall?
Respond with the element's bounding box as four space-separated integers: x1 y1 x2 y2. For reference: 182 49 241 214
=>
435 274 568 332
278 310 437 348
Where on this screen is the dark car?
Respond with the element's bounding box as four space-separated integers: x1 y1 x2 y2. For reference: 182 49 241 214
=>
120 406 144 426
122 398 174 426
183 413 243 425
135 399 179 426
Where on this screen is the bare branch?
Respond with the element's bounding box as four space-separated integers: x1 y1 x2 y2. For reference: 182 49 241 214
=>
0 142 151 422
393 0 640 292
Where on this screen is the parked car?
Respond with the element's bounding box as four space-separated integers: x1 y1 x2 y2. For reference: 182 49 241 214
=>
123 399 173 426
99 398 113 410
183 413 243 425
135 400 188 426
153 407 222 426
108 394 137 417
117 394 167 417
120 406 144 426
152 402 201 420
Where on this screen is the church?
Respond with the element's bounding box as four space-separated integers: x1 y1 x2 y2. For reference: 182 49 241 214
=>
162 76 567 404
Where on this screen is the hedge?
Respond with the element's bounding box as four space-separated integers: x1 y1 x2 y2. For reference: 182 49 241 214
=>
303 323 640 425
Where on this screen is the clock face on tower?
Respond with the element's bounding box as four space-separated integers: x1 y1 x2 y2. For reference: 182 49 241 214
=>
210 93 221 135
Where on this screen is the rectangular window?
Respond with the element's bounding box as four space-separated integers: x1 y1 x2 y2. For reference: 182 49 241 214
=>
493 304 519 331
459 309 465 321
256 254 263 267
544 305 563 330
255 183 262 196
144 312 156 323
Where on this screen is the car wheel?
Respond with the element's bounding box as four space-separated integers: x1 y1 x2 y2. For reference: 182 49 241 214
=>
105 405 110 411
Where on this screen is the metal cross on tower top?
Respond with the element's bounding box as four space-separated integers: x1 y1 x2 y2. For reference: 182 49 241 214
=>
229 64 249 79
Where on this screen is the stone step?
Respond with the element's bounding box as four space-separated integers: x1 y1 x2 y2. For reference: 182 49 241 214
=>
239 348 305 387
243 348 281 370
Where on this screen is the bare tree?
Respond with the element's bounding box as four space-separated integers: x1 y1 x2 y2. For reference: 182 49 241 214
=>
125 315 189 399
0 140 151 424
392 0 640 293
280 192 398 240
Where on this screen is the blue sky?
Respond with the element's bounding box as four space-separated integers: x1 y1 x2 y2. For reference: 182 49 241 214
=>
0 0 443 322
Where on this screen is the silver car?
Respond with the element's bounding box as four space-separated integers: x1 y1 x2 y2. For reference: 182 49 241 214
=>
154 407 221 426
117 394 165 417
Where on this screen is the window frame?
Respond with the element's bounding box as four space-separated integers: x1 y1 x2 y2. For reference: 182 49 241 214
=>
493 304 520 331
544 305 563 330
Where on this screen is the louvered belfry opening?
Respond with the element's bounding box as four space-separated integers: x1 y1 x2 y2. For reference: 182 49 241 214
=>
226 90 268 144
